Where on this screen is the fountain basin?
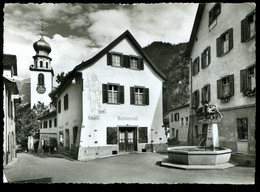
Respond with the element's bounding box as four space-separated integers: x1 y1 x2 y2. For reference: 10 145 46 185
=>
167 146 231 165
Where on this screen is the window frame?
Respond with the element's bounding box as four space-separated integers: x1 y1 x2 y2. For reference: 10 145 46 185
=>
192 90 200 108
185 117 189 126
240 65 256 96
38 73 45 86
180 118 184 126
217 74 234 100
209 3 221 28
241 10 256 42
192 57 200 76
237 118 248 141
103 83 124 104
64 94 69 110
201 84 211 104
216 28 233 57
201 46 211 69
174 113 179 121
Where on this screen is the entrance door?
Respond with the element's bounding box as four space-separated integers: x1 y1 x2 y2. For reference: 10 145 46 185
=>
119 127 137 152
65 129 70 150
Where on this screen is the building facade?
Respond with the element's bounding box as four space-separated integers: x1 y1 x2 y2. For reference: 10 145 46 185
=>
30 36 54 108
3 54 21 166
168 104 189 144
186 3 256 154
38 109 58 153
55 30 167 160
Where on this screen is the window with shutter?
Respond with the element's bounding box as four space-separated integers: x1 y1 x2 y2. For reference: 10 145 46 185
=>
216 29 233 57
130 56 139 70
131 87 149 105
201 46 211 69
217 75 234 101
108 84 118 103
209 3 221 30
58 100 61 113
192 57 200 76
241 65 256 96
64 94 68 110
241 11 256 42
123 55 130 68
174 113 179 121
201 84 210 103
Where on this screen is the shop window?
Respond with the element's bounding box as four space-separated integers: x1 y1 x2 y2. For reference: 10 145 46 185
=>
64 94 68 110
192 57 200 76
241 11 256 42
237 118 248 141
201 46 211 69
217 75 234 102
192 90 200 108
209 3 221 30
139 127 148 143
103 84 124 104
107 127 118 144
174 113 179 121
130 86 149 105
201 84 211 104
216 28 233 57
240 65 256 96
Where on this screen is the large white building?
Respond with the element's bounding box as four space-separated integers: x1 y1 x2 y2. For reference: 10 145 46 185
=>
3 54 21 166
186 3 255 155
54 30 167 160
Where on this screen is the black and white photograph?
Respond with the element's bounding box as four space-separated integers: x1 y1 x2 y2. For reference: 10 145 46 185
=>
2 1 256 185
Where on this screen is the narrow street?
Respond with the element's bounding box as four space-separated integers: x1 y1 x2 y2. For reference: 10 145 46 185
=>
3 152 255 184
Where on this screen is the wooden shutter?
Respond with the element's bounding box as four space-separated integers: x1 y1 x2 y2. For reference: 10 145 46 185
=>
208 46 211 64
209 9 213 25
217 79 222 99
118 85 124 104
216 37 221 57
229 28 233 50
201 87 205 102
107 53 112 66
130 87 135 105
120 54 124 67
123 55 130 68
201 52 205 69
207 85 211 102
197 57 200 74
102 84 108 103
241 18 248 42
240 69 248 92
144 88 149 105
196 90 200 106
107 127 117 144
229 74 234 96
139 127 148 143
139 58 144 70
192 92 195 106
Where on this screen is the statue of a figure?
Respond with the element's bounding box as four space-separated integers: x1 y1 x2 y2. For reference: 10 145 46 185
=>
203 101 223 121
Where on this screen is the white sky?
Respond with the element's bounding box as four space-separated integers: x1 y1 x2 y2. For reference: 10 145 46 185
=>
3 3 198 82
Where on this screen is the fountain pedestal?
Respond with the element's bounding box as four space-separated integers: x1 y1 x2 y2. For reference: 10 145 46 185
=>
206 123 219 148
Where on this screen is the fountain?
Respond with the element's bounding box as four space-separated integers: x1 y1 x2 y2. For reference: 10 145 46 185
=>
161 103 235 169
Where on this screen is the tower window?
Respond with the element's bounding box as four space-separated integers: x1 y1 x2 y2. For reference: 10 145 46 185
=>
46 62 48 69
40 61 43 68
38 73 45 85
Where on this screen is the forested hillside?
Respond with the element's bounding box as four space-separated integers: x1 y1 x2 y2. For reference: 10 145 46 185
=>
143 42 190 113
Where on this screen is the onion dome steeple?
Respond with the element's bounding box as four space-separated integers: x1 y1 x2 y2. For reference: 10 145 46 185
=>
33 36 51 54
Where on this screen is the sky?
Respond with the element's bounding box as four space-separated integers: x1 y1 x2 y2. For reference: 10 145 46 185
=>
3 3 198 83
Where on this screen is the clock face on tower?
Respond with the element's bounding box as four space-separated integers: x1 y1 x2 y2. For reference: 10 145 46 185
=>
36 85 46 94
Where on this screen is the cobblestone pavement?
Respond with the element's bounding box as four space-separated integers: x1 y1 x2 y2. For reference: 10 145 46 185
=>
3 152 255 184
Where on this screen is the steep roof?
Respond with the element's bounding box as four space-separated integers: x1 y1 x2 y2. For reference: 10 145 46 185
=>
3 54 18 76
75 30 166 80
185 4 205 57
54 30 166 96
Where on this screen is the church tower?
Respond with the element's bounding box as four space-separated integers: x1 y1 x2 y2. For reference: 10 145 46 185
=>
30 35 54 108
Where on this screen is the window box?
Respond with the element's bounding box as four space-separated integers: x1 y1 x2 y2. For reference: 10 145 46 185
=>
217 75 234 102
241 65 255 97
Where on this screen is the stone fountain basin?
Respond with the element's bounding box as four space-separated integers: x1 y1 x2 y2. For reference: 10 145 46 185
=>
167 146 232 165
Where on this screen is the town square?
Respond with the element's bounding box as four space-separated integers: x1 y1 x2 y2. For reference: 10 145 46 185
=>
2 2 256 185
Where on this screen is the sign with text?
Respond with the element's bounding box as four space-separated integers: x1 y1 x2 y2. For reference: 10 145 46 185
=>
117 116 138 121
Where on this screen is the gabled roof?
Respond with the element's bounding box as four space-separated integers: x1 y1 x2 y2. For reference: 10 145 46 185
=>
37 110 57 120
54 30 166 96
185 4 205 57
168 103 190 113
3 54 18 76
75 30 166 80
